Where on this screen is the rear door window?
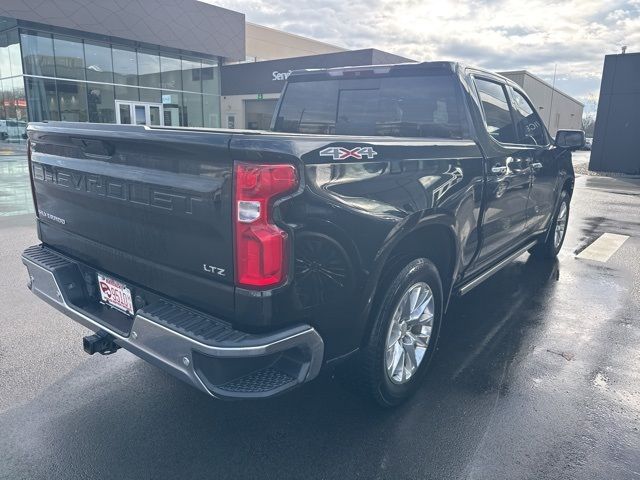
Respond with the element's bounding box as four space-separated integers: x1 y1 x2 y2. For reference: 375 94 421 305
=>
474 78 516 144
273 74 468 139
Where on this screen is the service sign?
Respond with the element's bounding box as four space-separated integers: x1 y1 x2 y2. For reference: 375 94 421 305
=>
272 70 293 81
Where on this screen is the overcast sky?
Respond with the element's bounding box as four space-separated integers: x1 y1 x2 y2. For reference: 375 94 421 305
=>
213 0 640 115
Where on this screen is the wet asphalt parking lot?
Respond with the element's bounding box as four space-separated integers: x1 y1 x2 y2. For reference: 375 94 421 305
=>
1 149 639 479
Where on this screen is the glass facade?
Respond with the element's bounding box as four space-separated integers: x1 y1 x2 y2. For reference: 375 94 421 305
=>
0 25 221 145
0 30 27 143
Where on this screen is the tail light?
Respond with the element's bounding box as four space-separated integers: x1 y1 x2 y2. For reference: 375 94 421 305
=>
234 162 298 288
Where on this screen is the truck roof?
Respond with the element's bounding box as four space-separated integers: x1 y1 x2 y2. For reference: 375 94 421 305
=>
287 61 458 79
287 61 519 87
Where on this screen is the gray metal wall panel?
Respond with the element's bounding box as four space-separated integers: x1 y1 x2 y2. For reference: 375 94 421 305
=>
590 53 640 174
611 54 640 94
598 55 616 95
0 0 245 60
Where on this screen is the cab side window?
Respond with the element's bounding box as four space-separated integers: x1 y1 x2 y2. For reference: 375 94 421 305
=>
474 78 516 144
508 87 548 145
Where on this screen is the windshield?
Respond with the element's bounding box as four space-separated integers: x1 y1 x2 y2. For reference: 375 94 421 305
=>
272 74 468 139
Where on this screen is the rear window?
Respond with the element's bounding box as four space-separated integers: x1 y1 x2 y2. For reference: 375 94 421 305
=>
273 74 468 139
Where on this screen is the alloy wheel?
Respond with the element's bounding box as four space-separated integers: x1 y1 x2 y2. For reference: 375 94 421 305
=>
554 200 568 249
384 282 435 384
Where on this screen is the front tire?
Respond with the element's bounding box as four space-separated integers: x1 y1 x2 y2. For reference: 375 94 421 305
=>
530 190 570 259
353 258 443 407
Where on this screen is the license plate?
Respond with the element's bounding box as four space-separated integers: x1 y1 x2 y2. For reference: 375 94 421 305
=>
97 273 134 316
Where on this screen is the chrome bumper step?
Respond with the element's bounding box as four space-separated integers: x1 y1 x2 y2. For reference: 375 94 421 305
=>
22 244 324 399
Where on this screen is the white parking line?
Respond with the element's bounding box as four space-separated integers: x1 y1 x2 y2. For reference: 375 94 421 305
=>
576 233 630 262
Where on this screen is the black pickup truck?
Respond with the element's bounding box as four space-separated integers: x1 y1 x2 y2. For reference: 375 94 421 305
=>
22 62 584 406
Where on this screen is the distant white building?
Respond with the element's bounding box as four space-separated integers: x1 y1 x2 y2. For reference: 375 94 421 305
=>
245 23 346 62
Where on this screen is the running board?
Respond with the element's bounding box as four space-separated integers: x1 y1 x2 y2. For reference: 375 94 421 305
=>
457 240 538 296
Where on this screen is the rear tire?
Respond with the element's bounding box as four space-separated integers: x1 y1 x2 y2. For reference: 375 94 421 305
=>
350 258 443 407
530 190 570 259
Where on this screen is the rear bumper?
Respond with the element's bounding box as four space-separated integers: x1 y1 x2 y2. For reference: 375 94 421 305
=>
22 244 324 399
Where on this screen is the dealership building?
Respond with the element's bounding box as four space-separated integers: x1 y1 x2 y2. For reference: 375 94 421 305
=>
0 0 583 144
0 0 248 144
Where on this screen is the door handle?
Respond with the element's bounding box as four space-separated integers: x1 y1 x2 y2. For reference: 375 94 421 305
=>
530 162 543 169
491 165 508 175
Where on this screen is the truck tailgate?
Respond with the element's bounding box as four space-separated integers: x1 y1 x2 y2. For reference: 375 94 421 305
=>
28 123 235 318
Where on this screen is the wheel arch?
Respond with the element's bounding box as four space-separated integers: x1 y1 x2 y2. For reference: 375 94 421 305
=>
541 175 574 247
359 214 460 346
562 176 575 196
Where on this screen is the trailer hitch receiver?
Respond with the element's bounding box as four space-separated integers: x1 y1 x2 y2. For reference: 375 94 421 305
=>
83 330 121 355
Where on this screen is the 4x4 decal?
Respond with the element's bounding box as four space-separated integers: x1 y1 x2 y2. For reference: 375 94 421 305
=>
319 146 378 160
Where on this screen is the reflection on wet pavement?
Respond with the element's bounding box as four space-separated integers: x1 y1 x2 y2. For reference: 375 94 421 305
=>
0 152 33 217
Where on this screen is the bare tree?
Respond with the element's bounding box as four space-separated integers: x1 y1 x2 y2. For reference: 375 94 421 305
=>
582 114 596 136
581 92 598 137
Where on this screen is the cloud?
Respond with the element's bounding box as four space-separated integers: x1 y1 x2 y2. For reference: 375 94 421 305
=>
210 0 640 114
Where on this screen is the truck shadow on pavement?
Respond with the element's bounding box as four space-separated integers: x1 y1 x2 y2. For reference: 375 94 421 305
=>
3 256 563 479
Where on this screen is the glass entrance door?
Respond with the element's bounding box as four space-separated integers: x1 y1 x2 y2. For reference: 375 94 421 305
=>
115 101 164 126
